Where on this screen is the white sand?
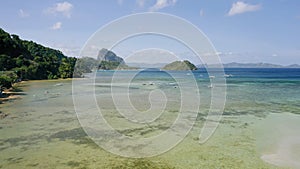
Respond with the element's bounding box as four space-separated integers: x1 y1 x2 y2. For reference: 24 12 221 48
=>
261 136 300 168
258 114 300 169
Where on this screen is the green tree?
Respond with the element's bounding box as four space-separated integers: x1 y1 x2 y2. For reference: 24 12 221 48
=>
59 57 77 78
0 71 18 89
0 28 78 80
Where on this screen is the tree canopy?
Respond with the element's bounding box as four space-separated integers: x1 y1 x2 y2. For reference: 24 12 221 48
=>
0 28 78 89
162 60 197 70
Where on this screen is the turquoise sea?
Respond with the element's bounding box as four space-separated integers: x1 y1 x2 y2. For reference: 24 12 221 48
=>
0 68 300 168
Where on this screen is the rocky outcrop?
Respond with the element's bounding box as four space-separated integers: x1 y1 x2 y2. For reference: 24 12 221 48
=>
97 48 124 63
162 60 197 70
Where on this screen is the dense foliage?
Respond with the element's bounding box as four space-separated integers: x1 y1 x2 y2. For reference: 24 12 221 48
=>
162 60 197 70
183 60 197 70
0 71 18 89
74 57 135 72
0 28 78 90
0 28 137 91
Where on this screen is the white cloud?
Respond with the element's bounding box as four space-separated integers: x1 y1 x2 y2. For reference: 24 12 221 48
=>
46 1 73 18
51 22 62 30
136 0 146 8
200 9 204 17
59 46 80 57
49 43 81 57
216 52 223 55
149 0 177 12
19 9 29 18
117 0 123 5
228 1 261 16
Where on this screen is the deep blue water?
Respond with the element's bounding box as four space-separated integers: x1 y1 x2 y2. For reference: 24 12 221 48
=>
96 68 300 80
95 68 300 115
222 68 300 79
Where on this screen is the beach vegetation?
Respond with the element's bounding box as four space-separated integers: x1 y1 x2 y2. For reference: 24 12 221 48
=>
0 28 78 83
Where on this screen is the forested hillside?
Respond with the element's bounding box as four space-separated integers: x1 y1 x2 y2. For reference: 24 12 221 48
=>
0 28 78 89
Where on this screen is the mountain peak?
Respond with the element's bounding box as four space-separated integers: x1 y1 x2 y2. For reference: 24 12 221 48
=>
97 48 124 63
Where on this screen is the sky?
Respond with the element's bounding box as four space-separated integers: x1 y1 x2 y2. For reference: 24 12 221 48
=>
0 0 299 65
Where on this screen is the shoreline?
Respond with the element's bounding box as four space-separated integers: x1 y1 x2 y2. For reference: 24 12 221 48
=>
0 78 77 118
0 82 25 103
0 94 22 102
1 78 80 99
0 82 26 119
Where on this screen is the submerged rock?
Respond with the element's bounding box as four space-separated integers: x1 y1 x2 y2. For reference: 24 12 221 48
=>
0 111 8 119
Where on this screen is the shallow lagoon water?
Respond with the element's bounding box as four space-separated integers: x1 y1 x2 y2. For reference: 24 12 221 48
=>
0 68 300 168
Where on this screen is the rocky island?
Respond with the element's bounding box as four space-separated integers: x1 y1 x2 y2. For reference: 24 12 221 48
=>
162 60 197 70
77 48 136 72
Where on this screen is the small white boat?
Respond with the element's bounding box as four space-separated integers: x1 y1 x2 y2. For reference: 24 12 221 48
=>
54 83 63 86
224 74 233 78
208 84 213 88
209 76 215 79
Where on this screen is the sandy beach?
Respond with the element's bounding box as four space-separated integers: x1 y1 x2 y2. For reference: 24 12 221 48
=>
257 113 300 169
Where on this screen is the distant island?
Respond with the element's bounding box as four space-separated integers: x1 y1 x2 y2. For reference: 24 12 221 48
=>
197 62 300 68
129 62 300 69
1 27 299 93
162 60 197 70
126 62 167 69
97 48 136 70
97 48 124 63
78 48 136 72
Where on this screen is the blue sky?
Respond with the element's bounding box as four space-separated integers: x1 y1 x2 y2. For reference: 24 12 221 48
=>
0 0 299 65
